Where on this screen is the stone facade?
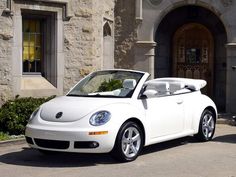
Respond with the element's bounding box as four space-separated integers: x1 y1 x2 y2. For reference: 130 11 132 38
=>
0 0 114 105
1 0 236 114
64 0 114 91
114 0 236 114
114 0 137 69
0 0 14 105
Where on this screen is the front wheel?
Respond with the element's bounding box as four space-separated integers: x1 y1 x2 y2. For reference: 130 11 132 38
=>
195 109 216 141
111 121 144 162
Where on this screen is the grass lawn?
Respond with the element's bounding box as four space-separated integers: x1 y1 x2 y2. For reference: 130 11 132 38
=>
0 132 11 141
0 132 24 141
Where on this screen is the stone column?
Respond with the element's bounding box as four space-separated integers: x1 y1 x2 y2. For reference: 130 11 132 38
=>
225 43 236 113
135 0 142 20
134 41 156 79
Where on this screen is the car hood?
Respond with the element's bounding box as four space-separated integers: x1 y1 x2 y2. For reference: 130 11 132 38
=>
40 96 128 122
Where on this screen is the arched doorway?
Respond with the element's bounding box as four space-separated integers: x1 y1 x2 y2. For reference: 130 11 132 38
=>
173 23 214 96
155 5 227 111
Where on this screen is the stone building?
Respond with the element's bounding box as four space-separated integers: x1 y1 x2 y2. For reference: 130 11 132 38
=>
115 0 236 114
0 0 115 104
0 0 236 114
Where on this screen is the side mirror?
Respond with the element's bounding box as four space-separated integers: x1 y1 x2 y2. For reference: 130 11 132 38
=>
140 89 158 99
139 94 147 99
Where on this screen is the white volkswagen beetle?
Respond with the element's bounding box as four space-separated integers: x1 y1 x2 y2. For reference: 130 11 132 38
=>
25 69 217 162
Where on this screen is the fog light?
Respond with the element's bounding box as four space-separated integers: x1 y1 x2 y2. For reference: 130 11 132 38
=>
89 142 99 148
74 141 99 149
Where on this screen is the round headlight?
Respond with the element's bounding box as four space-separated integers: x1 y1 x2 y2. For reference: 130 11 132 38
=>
28 108 40 122
89 111 111 126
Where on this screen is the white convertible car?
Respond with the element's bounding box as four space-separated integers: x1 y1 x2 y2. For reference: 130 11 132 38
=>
25 69 217 162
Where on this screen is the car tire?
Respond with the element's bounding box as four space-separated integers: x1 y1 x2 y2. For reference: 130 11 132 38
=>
195 109 215 142
111 121 144 162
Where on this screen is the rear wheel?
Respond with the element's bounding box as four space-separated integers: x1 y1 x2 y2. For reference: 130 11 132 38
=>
111 121 144 162
195 109 215 141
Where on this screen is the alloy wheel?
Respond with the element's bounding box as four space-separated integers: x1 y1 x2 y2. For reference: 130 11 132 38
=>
202 113 215 139
121 127 141 158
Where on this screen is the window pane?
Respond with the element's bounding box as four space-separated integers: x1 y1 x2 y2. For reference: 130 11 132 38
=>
29 20 36 33
36 21 40 33
23 34 29 47
23 46 29 61
35 47 41 59
23 20 29 32
29 47 35 61
186 48 201 64
23 18 42 73
23 60 29 72
35 34 41 46
30 34 35 47
30 61 35 72
36 60 41 72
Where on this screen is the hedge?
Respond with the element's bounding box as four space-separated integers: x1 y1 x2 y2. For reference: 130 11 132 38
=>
0 96 55 135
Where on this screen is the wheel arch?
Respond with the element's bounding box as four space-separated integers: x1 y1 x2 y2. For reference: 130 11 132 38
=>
111 117 146 161
191 94 217 133
194 106 217 133
194 106 217 141
205 106 217 122
121 117 146 146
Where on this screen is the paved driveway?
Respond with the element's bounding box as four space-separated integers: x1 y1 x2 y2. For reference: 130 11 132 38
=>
0 124 235 177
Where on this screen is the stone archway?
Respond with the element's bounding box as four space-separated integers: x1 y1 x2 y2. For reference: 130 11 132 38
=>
155 5 227 111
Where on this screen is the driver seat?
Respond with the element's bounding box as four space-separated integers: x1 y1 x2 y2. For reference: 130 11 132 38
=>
119 79 137 97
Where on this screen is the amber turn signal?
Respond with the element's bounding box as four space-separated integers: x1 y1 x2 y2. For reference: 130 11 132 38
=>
89 131 108 135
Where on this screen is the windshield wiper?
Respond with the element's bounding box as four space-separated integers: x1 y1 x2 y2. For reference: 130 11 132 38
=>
67 94 124 98
86 94 121 98
67 94 81 97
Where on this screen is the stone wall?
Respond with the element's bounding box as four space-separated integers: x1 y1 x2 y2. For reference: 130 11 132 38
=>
63 0 94 92
114 0 136 69
0 0 14 105
93 0 114 69
63 0 115 92
0 0 115 106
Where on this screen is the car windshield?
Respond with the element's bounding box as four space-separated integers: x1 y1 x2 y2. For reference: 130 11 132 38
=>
67 70 144 98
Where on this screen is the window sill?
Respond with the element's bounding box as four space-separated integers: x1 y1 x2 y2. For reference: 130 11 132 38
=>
21 75 56 90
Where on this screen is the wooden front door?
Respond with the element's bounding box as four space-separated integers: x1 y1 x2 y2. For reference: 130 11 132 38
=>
173 23 214 96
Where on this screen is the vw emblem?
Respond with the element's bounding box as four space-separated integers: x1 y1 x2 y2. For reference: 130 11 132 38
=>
55 112 63 119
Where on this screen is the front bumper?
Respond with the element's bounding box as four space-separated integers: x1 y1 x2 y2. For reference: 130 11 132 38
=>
25 125 117 153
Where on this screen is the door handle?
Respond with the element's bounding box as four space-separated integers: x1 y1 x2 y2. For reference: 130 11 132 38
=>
176 99 183 104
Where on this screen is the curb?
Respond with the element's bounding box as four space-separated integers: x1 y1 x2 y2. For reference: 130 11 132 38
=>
217 118 236 126
0 138 26 147
217 113 236 126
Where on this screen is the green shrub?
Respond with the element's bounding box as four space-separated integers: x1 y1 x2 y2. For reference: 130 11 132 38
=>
98 79 122 92
0 132 10 141
0 96 55 135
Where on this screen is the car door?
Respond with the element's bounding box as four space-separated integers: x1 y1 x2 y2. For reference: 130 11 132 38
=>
143 94 185 139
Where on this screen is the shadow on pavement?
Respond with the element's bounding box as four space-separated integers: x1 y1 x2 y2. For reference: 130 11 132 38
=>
141 136 199 155
213 134 236 144
0 148 116 167
0 136 204 167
